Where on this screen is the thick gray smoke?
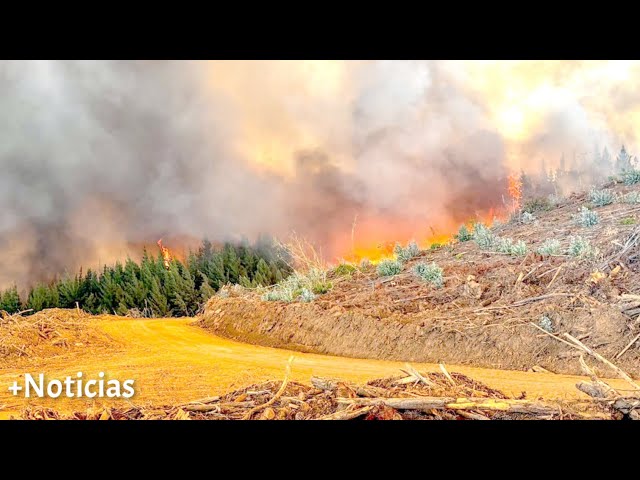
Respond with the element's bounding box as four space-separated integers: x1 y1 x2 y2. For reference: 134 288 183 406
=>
0 60 636 288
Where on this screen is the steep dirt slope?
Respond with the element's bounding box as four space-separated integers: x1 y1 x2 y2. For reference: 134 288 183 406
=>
201 181 640 377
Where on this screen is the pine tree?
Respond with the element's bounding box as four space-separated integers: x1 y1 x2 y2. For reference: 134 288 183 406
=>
58 274 82 308
79 269 101 313
594 145 613 174
121 258 147 310
167 263 198 316
98 267 127 314
148 276 169 317
222 243 241 284
270 260 284 284
253 258 272 287
197 272 216 304
0 285 22 314
616 145 633 172
206 253 225 289
27 284 59 312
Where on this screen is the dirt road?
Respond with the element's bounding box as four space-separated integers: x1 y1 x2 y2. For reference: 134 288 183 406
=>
0 317 632 419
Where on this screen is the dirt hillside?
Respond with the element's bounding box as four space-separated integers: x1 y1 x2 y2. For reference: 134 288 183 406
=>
200 181 640 378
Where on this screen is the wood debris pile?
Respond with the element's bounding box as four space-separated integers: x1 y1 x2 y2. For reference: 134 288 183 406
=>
17 362 596 420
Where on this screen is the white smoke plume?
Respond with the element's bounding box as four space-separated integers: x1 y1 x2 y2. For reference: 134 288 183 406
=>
0 60 638 288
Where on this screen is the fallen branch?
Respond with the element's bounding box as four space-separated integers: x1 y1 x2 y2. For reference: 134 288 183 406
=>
537 265 562 279
337 397 557 415
183 404 222 413
242 356 294 420
615 332 640 360
563 334 640 391
310 376 338 392
439 363 456 386
576 355 618 399
546 265 563 290
576 382 611 399
182 395 220 406
600 225 640 270
402 363 436 387
475 293 573 312
318 406 374 420
458 410 490 420
575 358 640 419
516 264 540 286
529 322 579 349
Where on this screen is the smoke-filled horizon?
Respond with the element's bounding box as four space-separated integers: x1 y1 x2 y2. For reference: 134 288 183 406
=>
1 60 638 289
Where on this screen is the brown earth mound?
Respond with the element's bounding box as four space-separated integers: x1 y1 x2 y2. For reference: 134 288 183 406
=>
0 309 119 368
200 182 640 378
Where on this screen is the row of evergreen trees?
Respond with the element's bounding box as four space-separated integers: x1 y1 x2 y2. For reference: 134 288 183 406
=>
0 237 292 317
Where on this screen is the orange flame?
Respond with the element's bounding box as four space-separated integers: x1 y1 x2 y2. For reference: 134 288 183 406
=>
330 175 517 265
157 238 172 270
508 172 523 211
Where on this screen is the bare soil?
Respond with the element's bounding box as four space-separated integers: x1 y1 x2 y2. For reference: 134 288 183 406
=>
200 182 640 378
3 313 633 419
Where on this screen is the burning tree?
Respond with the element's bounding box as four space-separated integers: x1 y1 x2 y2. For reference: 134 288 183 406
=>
157 239 173 270
507 172 523 211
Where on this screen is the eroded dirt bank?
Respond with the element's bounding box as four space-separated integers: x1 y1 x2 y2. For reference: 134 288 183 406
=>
201 295 640 378
199 185 640 378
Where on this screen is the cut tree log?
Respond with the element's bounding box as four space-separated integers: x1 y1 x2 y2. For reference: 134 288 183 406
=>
336 397 557 415
577 355 618 399
574 355 640 419
576 382 614 400
310 376 338 391
563 333 640 391
611 397 640 415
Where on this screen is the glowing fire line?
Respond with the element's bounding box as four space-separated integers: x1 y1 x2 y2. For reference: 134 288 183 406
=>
337 175 519 265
